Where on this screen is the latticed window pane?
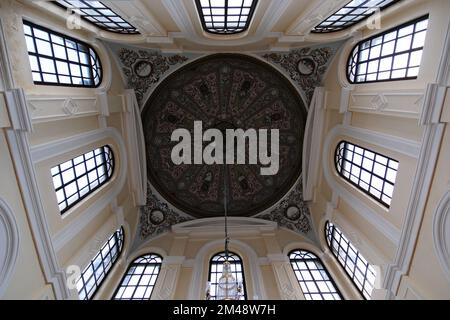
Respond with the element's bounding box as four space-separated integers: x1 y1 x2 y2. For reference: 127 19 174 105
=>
77 227 124 300
54 0 139 34
113 254 163 300
325 222 377 299
51 145 114 214
23 20 102 87
347 15 429 83
208 252 247 300
289 250 342 300
313 0 402 33
335 141 398 207
195 0 258 34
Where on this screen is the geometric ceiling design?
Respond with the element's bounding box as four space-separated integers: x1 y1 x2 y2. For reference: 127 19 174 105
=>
142 53 307 218
108 43 341 242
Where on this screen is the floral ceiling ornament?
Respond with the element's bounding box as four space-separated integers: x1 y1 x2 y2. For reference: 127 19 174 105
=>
261 43 342 104
115 46 189 105
140 182 194 240
256 178 312 236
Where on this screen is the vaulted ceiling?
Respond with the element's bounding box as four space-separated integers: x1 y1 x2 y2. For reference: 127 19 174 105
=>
29 0 412 52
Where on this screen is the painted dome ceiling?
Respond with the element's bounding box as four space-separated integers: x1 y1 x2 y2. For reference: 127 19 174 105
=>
142 54 307 218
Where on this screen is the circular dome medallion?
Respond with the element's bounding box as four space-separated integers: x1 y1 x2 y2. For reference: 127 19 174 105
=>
149 210 165 225
297 57 316 76
134 60 153 78
143 54 307 218
285 206 301 221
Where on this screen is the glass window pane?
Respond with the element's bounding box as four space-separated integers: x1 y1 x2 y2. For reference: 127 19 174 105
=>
346 15 429 83
54 0 139 34
50 146 114 214
23 20 102 87
335 141 399 208
208 252 247 300
325 222 377 299
195 0 257 34
113 254 163 300
289 250 342 300
76 228 124 300
313 0 402 33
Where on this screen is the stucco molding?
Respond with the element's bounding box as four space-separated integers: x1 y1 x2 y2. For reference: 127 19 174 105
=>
432 189 450 282
382 17 450 297
30 128 128 252
349 90 425 119
4 88 32 132
187 237 267 300
162 0 291 48
322 124 423 245
303 87 326 201
0 198 20 297
26 95 99 123
0 17 69 299
122 89 147 206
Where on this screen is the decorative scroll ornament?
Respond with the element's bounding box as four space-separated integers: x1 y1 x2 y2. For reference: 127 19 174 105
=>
256 178 312 236
261 43 341 104
114 46 189 105
140 183 193 240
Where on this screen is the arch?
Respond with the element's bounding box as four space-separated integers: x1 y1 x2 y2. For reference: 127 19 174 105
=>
324 221 377 299
334 140 399 208
113 253 163 300
142 53 307 218
51 145 114 214
19 15 114 93
346 15 429 84
432 189 450 281
140 53 309 114
188 238 267 300
30 127 128 252
288 249 342 300
76 226 124 300
322 124 420 244
22 20 103 88
208 251 247 300
0 198 20 297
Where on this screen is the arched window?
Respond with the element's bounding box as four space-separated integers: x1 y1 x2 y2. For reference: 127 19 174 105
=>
208 252 247 300
51 145 114 214
23 20 102 87
76 227 124 300
289 250 342 300
54 1 139 34
347 15 429 83
195 0 258 35
113 254 163 300
313 0 402 33
335 141 398 208
325 221 376 299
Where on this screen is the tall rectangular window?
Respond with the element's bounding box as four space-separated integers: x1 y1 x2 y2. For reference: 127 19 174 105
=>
347 15 429 83
77 227 124 300
325 222 376 299
51 145 114 214
23 20 102 87
335 141 398 207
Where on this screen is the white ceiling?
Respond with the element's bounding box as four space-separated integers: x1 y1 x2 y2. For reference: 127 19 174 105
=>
28 0 415 52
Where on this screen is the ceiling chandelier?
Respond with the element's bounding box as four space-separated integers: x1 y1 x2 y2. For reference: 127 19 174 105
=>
206 176 243 300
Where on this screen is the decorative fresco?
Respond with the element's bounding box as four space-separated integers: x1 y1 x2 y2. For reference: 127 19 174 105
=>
111 45 190 105
139 183 194 240
255 178 313 236
106 44 341 241
142 54 307 218
260 43 341 104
